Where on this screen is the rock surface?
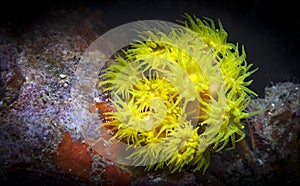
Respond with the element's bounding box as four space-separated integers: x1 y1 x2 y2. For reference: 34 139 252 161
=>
0 4 299 186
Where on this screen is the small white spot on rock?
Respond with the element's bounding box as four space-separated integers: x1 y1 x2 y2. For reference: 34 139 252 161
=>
59 74 67 79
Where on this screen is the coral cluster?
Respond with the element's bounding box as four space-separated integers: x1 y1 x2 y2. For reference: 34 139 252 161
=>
99 14 258 173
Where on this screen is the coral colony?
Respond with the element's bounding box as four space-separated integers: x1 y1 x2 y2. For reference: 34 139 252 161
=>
99 14 259 173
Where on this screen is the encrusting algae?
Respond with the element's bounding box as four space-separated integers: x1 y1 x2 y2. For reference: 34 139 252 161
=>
99 14 259 173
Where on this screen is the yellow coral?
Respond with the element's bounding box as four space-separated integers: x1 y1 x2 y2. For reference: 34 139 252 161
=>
99 14 258 173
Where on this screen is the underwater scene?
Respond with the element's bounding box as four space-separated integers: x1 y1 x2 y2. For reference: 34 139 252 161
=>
1 0 299 185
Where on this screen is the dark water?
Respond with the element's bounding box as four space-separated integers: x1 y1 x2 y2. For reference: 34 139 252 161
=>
1 0 299 96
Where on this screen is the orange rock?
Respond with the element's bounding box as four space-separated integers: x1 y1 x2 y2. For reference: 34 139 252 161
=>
85 128 121 162
52 132 94 182
95 102 115 122
95 102 119 135
52 132 131 185
101 165 131 186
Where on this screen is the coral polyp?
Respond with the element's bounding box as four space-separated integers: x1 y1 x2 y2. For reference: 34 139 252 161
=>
99 14 258 173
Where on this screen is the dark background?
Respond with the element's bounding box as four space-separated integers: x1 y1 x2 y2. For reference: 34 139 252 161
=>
1 0 299 96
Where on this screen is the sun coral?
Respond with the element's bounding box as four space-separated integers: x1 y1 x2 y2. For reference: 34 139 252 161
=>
99 14 259 173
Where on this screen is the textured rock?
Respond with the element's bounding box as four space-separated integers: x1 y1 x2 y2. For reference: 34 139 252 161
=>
52 132 131 185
